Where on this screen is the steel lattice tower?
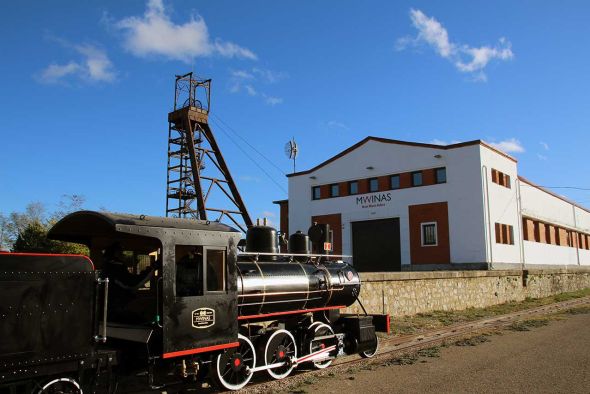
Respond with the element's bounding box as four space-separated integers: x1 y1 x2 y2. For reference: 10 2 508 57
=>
165 72 252 232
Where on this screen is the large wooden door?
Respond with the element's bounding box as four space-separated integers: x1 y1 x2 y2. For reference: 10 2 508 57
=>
351 218 401 272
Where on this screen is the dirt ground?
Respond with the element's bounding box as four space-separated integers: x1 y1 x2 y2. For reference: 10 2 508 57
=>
286 311 590 394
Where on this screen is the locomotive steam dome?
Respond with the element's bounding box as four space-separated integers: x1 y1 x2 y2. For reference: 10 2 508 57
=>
245 225 279 255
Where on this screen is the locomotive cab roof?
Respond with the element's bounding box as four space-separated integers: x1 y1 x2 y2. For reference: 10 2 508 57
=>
48 210 240 246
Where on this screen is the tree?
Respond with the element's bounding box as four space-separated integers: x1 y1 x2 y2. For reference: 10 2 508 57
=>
0 212 12 251
12 221 52 252
3 195 90 255
12 220 89 255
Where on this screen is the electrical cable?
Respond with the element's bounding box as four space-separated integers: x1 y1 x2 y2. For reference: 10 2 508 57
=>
209 117 287 194
535 186 590 191
211 113 287 176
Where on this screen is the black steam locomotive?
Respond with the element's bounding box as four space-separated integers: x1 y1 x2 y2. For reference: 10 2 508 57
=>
0 211 387 392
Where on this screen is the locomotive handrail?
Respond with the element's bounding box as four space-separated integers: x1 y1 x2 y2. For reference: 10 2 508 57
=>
95 278 109 343
155 277 163 328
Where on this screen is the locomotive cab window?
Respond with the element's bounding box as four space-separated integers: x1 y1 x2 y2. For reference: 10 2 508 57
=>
176 245 204 297
175 246 226 296
205 248 225 292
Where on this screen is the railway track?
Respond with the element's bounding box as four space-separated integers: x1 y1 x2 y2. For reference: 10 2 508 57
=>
238 296 590 393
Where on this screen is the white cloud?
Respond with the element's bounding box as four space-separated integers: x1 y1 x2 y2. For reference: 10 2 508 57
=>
252 68 287 83
244 84 257 96
39 44 115 84
455 39 513 73
326 121 349 131
230 70 254 80
428 139 462 145
429 139 448 145
487 138 525 153
41 62 81 82
261 210 276 218
75 44 116 82
397 9 513 81
407 9 454 58
114 0 256 62
263 95 283 106
230 67 285 105
540 141 549 150
537 154 548 161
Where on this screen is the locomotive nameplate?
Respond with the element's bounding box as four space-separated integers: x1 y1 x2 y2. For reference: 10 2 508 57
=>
192 308 215 329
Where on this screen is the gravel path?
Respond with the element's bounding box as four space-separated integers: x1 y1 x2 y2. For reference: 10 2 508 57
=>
290 312 590 394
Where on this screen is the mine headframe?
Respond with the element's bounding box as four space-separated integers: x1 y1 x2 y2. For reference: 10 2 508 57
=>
165 72 253 233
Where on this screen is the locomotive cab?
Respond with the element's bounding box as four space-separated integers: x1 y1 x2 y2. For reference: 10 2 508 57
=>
48 211 242 367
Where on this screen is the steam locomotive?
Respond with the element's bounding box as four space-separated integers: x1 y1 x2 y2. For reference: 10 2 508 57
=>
0 211 387 392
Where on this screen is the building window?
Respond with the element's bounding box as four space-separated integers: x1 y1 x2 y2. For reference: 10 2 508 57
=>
421 222 438 246
369 177 379 192
491 168 511 189
435 167 447 184
330 184 339 198
312 186 321 200
495 223 514 245
412 171 423 187
390 174 400 190
348 181 358 195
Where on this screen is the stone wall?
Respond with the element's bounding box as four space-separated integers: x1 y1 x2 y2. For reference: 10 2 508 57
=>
347 268 590 317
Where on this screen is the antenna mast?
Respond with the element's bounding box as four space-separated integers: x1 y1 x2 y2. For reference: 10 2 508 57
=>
284 138 298 174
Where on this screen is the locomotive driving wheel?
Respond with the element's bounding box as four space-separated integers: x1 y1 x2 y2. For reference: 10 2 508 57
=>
214 334 256 391
264 329 297 379
306 322 335 369
37 377 82 394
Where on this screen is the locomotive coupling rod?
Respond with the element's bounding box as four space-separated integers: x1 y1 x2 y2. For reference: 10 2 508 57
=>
296 345 337 364
245 345 337 375
246 361 289 375
94 278 109 343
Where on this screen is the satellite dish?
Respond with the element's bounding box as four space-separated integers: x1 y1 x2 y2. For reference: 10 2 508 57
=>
284 138 298 173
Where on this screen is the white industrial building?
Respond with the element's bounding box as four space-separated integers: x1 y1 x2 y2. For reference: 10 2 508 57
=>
274 137 590 271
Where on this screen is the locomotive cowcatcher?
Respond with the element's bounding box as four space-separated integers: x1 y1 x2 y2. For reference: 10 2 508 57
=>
0 211 387 392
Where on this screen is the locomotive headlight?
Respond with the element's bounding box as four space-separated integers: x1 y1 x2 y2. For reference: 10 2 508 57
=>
346 271 354 281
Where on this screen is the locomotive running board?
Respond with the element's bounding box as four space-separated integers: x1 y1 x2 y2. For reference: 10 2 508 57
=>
246 345 337 375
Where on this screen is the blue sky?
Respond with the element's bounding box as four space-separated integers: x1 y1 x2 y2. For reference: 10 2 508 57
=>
1 0 590 226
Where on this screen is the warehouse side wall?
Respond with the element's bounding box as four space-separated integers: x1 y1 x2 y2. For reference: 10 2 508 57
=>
347 268 590 317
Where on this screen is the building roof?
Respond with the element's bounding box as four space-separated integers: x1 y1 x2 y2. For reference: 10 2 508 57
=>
287 136 517 177
518 176 590 215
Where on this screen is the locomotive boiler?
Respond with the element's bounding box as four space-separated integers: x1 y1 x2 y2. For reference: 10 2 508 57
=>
237 224 361 317
0 211 386 392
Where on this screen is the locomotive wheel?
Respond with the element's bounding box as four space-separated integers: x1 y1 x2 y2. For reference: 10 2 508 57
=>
359 333 379 358
214 334 256 391
264 329 297 380
37 377 82 394
307 322 335 369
